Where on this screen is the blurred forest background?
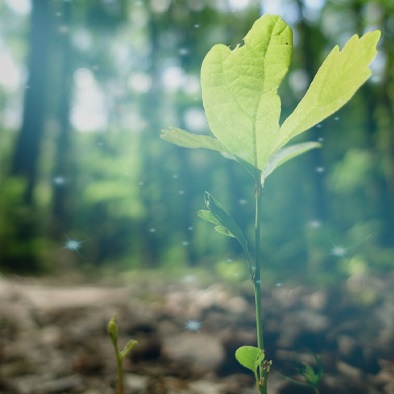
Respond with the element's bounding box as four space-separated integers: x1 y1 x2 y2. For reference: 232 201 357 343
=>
0 0 393 285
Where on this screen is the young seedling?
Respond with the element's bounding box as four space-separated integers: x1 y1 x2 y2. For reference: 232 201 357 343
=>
283 354 324 394
107 316 138 394
161 14 379 393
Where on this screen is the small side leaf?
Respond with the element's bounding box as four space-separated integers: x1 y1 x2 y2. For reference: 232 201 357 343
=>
198 209 235 239
161 127 225 152
119 339 138 361
235 346 264 373
203 192 249 257
261 141 321 185
214 225 234 237
197 209 221 226
198 210 237 238
107 316 119 346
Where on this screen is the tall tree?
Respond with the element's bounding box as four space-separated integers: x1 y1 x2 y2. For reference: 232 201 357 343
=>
10 0 53 205
51 1 74 238
0 1 54 272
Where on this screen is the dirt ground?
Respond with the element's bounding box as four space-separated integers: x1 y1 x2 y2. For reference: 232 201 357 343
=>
0 272 393 394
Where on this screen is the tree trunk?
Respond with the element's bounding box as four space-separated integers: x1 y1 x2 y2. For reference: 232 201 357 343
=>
1 0 53 273
10 0 52 205
51 1 74 239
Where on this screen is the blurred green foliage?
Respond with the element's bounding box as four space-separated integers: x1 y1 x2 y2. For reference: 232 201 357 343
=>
0 0 393 284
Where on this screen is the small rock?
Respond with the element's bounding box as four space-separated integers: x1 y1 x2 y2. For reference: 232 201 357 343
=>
124 373 149 393
336 360 362 380
163 332 224 376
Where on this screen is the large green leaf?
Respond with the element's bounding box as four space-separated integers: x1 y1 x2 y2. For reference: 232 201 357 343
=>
201 15 292 170
160 127 225 152
274 30 381 151
162 15 380 181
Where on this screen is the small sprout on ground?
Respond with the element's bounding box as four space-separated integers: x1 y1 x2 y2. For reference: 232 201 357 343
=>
107 316 138 394
282 354 324 394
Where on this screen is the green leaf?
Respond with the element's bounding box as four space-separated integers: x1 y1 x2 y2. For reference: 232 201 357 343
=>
255 349 266 369
119 339 138 361
281 355 324 389
161 127 225 152
198 209 240 238
261 141 321 185
201 15 292 170
197 209 221 226
214 225 234 237
163 16 379 181
274 30 381 151
107 316 119 346
235 346 265 373
202 192 249 257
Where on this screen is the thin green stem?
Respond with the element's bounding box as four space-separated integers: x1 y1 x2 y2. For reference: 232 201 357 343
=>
254 182 267 394
117 355 124 394
254 183 264 351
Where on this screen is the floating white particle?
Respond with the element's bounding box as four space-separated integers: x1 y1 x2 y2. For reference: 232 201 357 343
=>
315 167 325 173
53 176 66 185
178 190 185 195
182 241 189 246
188 227 193 231
149 228 156 233
63 237 83 255
178 48 189 56
64 239 81 251
331 245 346 257
184 320 202 332
308 220 322 229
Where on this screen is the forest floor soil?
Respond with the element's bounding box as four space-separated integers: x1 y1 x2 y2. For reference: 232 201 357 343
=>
0 272 393 394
